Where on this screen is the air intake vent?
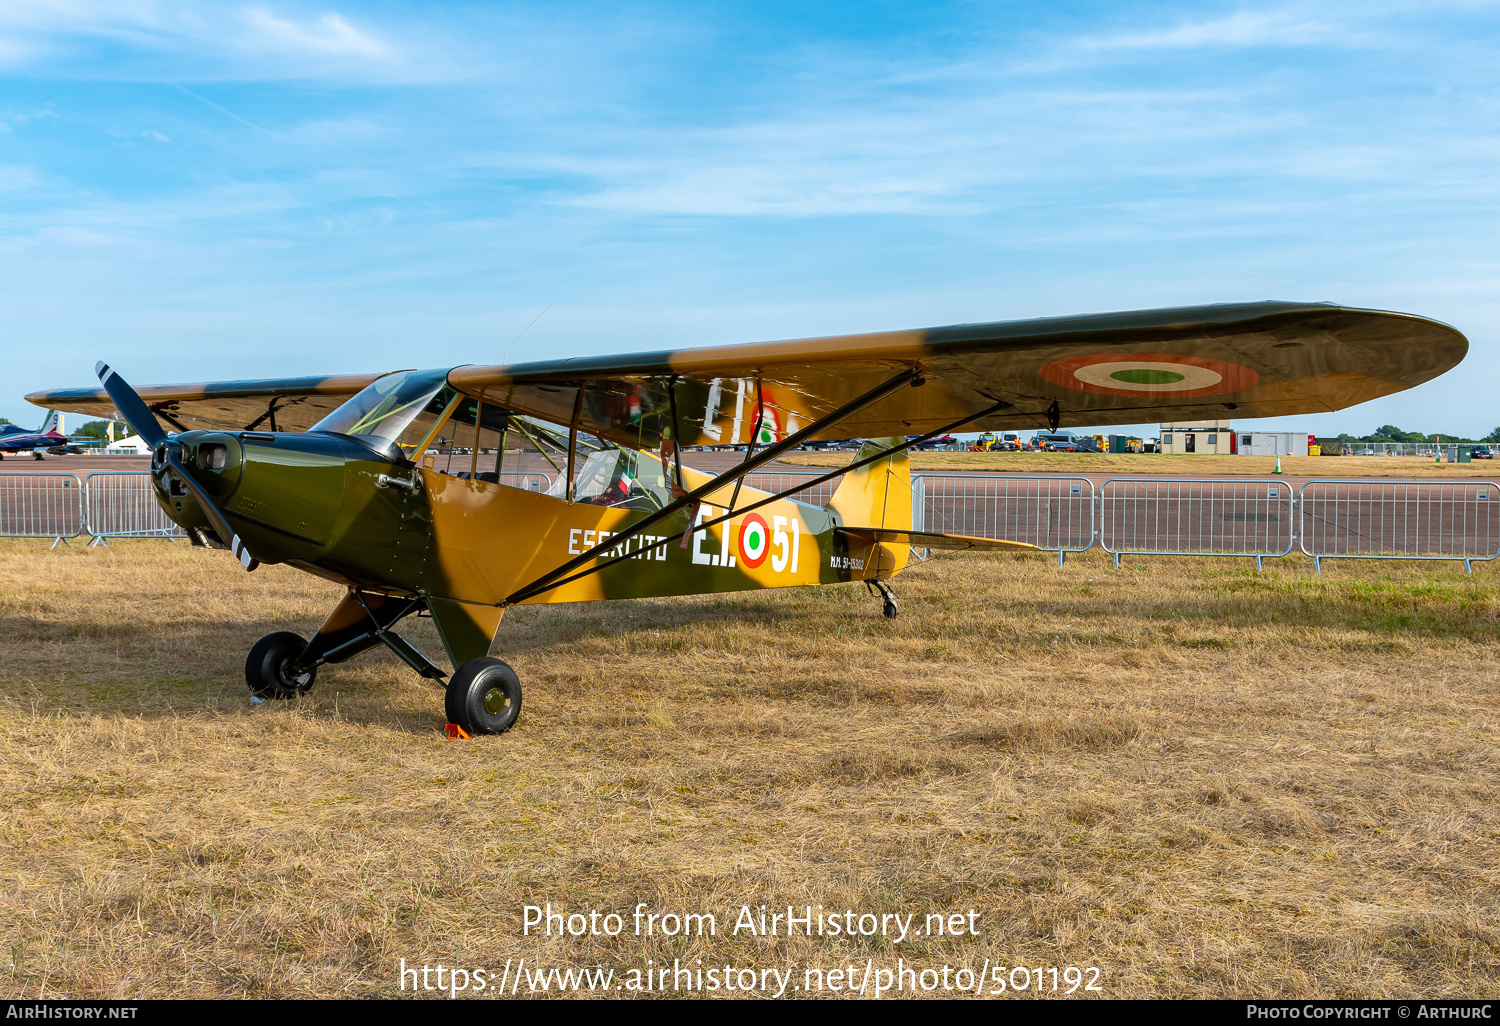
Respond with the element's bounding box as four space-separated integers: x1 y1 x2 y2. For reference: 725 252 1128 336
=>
199 443 227 470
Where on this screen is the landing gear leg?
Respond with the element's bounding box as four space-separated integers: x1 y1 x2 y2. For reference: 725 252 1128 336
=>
866 579 899 619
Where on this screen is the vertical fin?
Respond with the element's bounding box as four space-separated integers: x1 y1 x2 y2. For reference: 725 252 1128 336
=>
825 437 911 579
826 437 912 531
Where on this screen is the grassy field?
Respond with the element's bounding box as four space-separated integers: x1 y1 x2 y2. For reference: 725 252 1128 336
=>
2 539 1497 999
780 452 1500 477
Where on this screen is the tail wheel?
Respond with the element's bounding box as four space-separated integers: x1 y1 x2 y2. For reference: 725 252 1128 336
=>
245 631 315 699
445 657 522 735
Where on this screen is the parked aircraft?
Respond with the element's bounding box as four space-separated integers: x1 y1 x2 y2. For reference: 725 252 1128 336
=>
0 411 104 460
27 301 1467 735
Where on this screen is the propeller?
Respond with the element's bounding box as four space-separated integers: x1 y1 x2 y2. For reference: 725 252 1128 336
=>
95 361 259 571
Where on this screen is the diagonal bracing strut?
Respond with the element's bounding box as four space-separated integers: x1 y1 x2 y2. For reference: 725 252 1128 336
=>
504 395 1014 605
503 369 922 605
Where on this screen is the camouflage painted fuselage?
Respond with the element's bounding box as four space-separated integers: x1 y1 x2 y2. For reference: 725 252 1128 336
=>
156 429 910 666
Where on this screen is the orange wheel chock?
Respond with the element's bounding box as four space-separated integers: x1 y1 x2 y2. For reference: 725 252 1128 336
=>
445 723 471 740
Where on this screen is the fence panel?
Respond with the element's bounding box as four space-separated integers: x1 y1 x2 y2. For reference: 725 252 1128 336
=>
83 472 186 541
914 474 1095 564
1298 479 1500 572
1100 478 1293 569
743 472 839 507
0 473 83 545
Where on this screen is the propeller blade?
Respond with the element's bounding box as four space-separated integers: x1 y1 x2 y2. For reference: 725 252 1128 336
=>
95 361 257 571
95 362 168 448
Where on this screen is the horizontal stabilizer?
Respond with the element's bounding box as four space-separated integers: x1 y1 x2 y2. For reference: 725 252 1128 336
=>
836 527 1037 552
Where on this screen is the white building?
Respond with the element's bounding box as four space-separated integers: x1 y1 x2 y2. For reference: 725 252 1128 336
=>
1236 431 1310 457
1159 420 1233 455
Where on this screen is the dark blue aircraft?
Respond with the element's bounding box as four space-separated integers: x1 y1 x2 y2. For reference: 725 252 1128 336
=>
0 411 105 460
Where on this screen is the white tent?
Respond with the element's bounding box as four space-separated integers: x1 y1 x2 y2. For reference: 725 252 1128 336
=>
104 436 152 455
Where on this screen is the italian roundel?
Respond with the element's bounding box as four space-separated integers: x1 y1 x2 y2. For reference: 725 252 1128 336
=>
1038 353 1260 398
737 513 771 568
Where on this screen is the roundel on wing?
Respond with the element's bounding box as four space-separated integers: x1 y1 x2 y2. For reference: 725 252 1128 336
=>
754 404 782 446
1038 353 1260 398
738 513 770 568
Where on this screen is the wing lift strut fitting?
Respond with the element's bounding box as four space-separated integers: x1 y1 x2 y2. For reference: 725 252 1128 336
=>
504 374 1015 606
292 593 448 682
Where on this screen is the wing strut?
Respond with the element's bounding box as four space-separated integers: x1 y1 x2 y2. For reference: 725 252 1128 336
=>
504 394 1013 605
565 386 584 502
503 368 922 605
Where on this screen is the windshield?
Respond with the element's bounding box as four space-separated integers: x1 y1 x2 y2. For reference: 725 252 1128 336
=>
310 368 453 459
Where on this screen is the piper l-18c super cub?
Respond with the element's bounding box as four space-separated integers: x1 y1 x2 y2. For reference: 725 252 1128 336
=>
27 301 1466 736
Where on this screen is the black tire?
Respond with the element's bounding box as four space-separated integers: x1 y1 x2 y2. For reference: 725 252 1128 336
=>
445 657 522 735
245 631 315 699
882 599 899 619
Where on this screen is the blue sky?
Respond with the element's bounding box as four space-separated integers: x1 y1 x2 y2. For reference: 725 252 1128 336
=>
3 1 1498 439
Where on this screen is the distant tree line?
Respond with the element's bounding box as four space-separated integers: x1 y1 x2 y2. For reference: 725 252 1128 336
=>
74 420 137 441
1335 424 1500 444
0 417 135 437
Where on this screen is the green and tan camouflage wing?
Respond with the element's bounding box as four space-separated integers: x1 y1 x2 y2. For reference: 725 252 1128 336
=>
445 301 1467 448
26 373 385 435
27 301 1465 448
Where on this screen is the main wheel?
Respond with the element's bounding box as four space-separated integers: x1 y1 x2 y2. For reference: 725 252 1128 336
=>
245 631 315 699
445 657 522 735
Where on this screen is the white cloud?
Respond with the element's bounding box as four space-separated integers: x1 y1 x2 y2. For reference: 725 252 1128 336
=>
1078 9 1349 52
0 1 400 77
0 164 39 190
243 8 390 59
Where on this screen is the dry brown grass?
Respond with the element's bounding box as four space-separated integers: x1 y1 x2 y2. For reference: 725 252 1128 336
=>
1 538 1498 999
781 452 1500 477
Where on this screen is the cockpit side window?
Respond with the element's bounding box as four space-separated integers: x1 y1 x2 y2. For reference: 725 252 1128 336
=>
547 449 673 511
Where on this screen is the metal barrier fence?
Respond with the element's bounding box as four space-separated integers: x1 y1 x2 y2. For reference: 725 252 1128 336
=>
1099 478 1295 570
82 471 185 543
1339 442 1480 460
5 470 1500 576
0 473 83 547
1298 480 1500 572
744 472 839 507
913 474 1095 565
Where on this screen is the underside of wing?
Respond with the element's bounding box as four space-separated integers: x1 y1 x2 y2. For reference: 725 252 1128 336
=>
448 302 1467 448
24 373 384 435
837 527 1039 552
24 302 1466 450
